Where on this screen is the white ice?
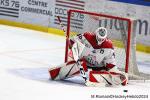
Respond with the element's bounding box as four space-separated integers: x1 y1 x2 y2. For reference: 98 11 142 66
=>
0 25 149 100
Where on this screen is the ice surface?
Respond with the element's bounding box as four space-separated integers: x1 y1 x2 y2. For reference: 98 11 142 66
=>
0 25 149 100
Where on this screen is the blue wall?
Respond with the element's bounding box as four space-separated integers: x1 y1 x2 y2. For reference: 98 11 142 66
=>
110 0 150 6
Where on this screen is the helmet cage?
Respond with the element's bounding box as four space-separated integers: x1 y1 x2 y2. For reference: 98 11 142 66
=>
95 27 107 45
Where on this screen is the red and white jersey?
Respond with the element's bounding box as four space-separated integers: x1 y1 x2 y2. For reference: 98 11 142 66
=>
70 32 116 69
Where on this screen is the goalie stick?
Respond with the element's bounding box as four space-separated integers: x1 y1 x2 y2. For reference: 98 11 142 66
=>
57 16 66 36
72 41 87 81
57 16 87 82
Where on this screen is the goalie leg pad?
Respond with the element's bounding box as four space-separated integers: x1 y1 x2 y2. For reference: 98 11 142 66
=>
109 67 128 86
49 67 61 80
89 71 112 86
49 60 87 80
89 70 128 86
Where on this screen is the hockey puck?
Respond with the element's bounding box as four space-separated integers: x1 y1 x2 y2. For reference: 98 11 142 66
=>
123 90 128 92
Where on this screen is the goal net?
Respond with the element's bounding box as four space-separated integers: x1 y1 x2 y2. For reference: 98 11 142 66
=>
64 10 149 80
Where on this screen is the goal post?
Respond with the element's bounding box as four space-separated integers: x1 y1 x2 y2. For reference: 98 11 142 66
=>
64 9 148 80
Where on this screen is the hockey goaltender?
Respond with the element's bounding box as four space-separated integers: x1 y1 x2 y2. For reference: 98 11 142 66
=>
49 27 128 87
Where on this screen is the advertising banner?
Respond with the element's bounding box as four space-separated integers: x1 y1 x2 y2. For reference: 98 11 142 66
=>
20 0 54 26
51 0 85 29
0 0 20 21
85 0 150 45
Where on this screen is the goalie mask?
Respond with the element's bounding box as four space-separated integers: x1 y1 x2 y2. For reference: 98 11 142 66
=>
95 27 107 45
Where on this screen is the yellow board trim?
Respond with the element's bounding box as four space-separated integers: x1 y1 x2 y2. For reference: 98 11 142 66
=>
0 19 150 53
112 40 124 48
48 28 65 36
136 43 150 53
113 40 150 53
0 19 48 32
